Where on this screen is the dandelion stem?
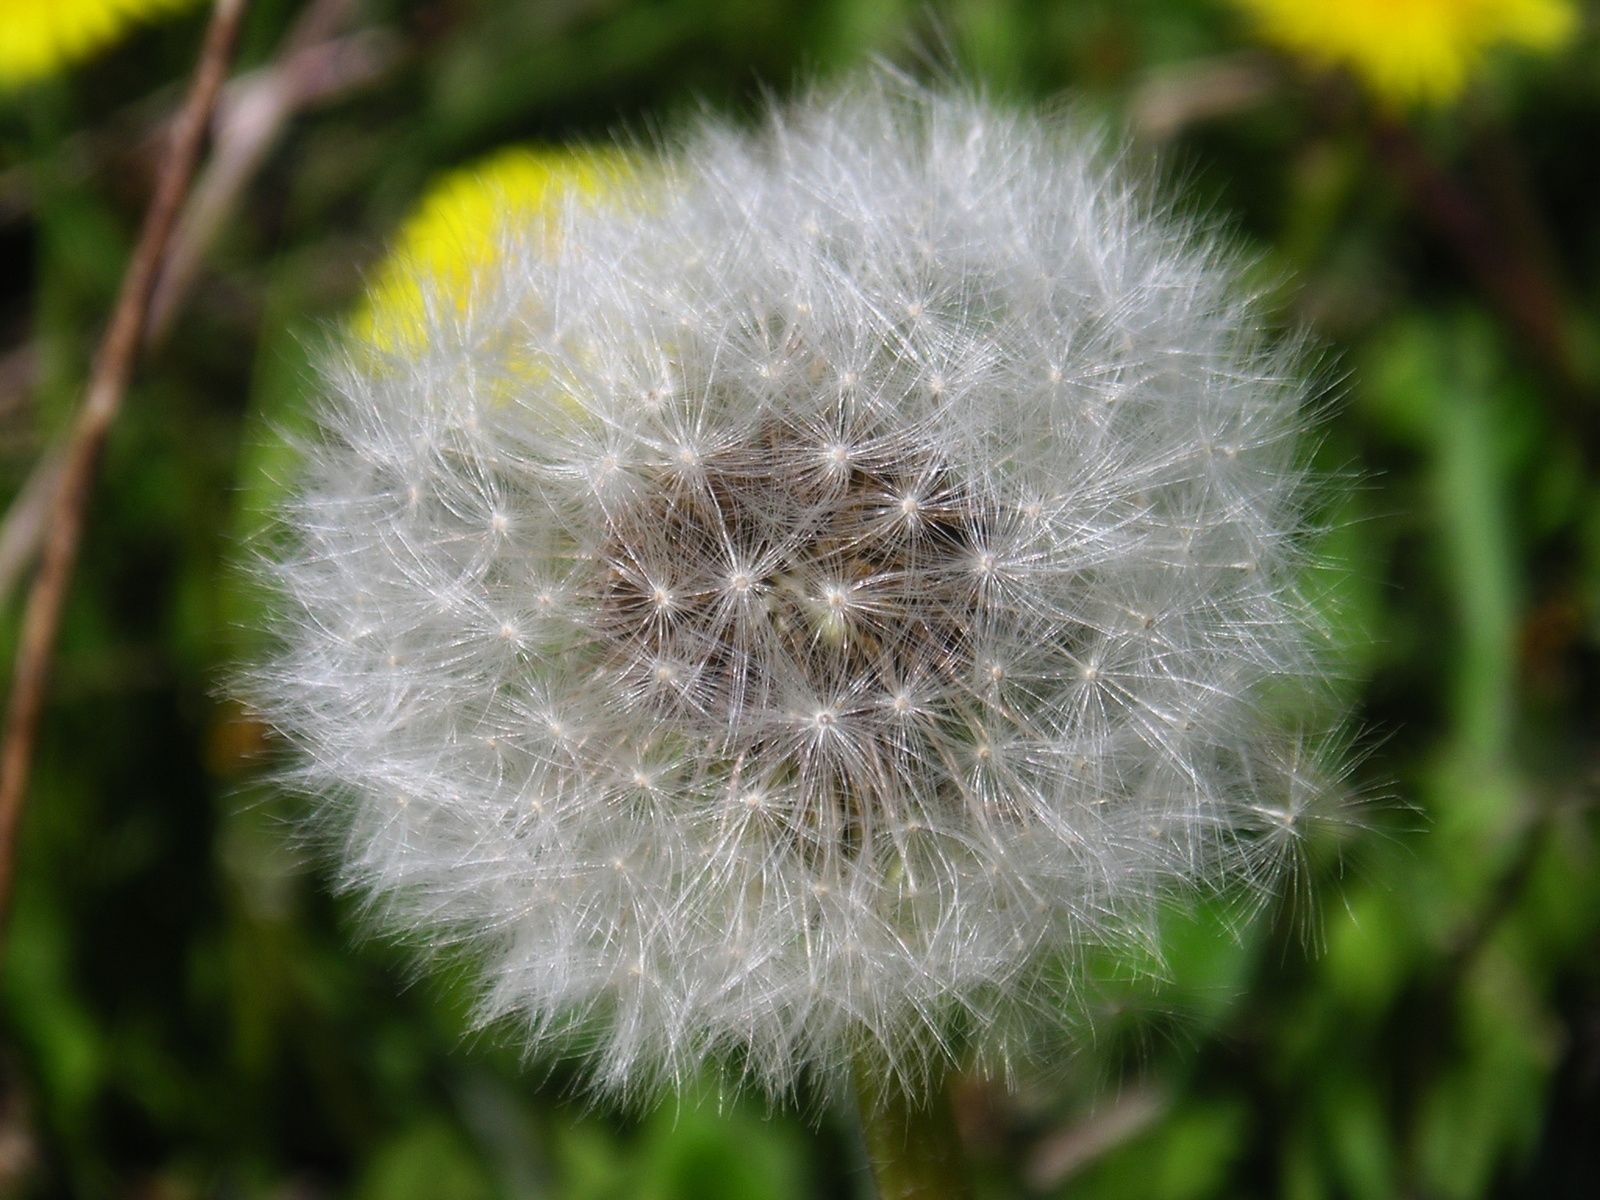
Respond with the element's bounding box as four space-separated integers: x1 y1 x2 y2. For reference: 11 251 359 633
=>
854 1061 974 1200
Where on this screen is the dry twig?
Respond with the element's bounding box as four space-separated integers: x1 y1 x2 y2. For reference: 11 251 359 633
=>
1025 1087 1171 1192
147 0 399 342
1371 119 1596 448
0 0 252 949
1132 53 1279 141
0 0 395 611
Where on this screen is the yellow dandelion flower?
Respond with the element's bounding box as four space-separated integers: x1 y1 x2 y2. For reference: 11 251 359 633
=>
0 0 205 87
357 145 634 352
1231 0 1578 106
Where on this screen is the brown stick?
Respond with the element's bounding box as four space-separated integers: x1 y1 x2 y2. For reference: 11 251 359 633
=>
147 0 399 343
0 0 251 949
145 28 396 343
1370 119 1597 452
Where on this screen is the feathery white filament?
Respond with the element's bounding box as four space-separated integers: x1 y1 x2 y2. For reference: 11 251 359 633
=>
253 77 1341 1100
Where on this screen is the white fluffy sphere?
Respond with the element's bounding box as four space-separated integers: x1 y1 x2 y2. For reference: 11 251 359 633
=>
253 77 1340 1099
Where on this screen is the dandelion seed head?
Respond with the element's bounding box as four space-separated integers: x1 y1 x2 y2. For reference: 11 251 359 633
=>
250 76 1347 1102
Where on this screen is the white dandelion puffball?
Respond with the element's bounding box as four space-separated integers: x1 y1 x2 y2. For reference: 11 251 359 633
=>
256 78 1341 1099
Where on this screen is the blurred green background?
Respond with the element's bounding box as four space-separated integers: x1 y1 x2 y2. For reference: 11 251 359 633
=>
1 0 1598 1196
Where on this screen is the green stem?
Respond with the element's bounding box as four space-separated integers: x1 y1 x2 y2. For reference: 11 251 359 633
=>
854 1061 974 1200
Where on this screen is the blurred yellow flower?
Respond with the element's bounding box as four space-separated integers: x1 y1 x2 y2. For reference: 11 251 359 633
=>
358 145 633 352
0 0 205 86
1232 0 1578 105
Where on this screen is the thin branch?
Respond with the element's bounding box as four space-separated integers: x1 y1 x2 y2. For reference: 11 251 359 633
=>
1131 53 1279 141
1025 1086 1170 1192
1 1 395 606
147 0 399 343
0 0 251 949
1370 119 1598 453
